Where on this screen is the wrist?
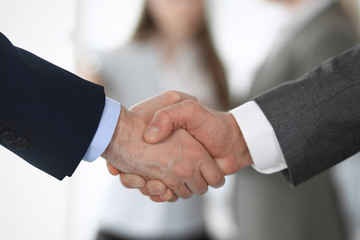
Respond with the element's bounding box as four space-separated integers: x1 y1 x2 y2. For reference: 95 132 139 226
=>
102 106 148 174
101 105 127 166
226 113 253 168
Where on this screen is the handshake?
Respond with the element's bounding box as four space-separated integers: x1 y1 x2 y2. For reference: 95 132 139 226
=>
102 91 253 202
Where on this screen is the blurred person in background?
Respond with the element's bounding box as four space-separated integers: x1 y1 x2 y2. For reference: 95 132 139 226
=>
330 3 360 240
231 0 359 239
86 0 228 239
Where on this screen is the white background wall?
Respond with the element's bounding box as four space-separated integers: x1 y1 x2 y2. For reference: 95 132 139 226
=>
0 1 74 239
0 1 358 240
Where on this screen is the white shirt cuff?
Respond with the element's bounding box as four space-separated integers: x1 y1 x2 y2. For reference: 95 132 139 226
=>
82 97 121 162
230 101 287 174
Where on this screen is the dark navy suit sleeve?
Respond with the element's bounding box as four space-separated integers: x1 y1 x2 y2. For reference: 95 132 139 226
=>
0 32 106 180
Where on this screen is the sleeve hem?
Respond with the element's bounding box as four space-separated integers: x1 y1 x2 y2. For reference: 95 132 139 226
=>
82 97 121 162
230 101 287 174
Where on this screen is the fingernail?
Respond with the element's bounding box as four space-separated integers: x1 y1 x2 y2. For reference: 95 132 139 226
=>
160 191 172 201
160 195 169 201
145 126 159 140
150 187 162 195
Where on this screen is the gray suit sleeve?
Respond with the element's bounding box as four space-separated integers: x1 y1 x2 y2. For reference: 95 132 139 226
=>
253 44 360 186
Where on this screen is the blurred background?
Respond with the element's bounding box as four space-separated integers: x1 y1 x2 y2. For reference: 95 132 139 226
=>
0 0 359 240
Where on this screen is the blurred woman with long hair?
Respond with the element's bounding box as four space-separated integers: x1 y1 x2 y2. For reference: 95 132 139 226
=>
91 1 228 239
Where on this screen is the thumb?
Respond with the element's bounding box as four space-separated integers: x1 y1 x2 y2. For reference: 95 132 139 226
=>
144 100 200 144
143 111 176 144
143 101 194 143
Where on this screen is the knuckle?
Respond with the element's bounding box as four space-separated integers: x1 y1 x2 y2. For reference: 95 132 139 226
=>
166 179 179 192
178 187 192 199
173 164 193 180
154 108 171 122
121 175 144 189
165 90 182 103
183 99 197 107
148 181 166 195
182 100 201 115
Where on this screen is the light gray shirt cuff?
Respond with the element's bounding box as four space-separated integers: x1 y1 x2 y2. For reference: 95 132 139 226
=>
82 97 121 162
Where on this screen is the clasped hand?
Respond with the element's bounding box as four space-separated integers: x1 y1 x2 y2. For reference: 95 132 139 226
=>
101 91 253 202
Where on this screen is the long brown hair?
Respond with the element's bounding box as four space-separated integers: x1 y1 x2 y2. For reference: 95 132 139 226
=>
133 3 229 110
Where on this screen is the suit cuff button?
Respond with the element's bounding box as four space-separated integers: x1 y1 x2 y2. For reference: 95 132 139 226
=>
1 131 17 144
14 137 30 150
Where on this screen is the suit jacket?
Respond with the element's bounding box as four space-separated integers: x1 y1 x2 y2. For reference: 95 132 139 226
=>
232 4 358 240
0 32 105 180
255 42 360 186
250 2 359 187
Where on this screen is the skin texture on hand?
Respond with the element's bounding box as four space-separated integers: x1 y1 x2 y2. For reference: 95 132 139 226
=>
101 91 225 200
136 96 254 201
144 99 254 175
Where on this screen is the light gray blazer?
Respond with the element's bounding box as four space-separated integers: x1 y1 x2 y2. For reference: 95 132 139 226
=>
233 3 359 240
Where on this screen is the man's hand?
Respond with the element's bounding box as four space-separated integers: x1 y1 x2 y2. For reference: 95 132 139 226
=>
107 162 176 202
101 91 225 199
144 98 254 175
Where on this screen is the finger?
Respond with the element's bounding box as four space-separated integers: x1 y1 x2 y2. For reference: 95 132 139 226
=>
138 180 168 196
160 188 175 201
185 181 208 195
168 194 179 202
167 149 205 197
175 183 193 199
145 180 168 195
184 171 208 195
144 100 200 144
106 162 121 176
200 160 225 189
149 196 167 202
119 172 146 189
148 189 174 202
139 187 152 196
